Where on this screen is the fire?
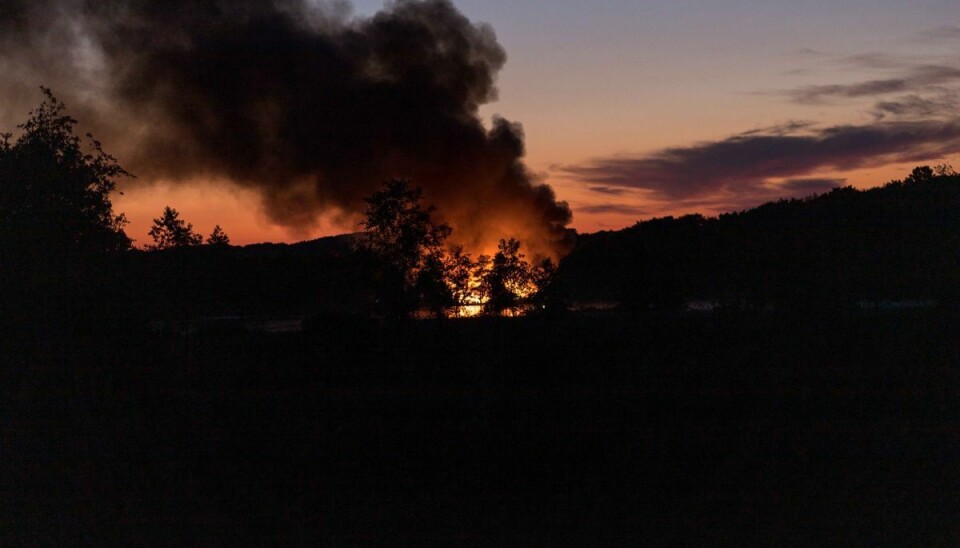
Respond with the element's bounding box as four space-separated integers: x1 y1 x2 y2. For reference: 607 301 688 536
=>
451 273 487 318
456 304 485 318
448 270 538 318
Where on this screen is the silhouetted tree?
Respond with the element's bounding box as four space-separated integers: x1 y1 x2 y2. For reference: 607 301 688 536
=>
0 88 131 258
472 253 492 306
904 165 934 185
443 245 477 314
528 257 563 313
148 206 202 250
482 238 533 316
0 88 133 325
415 248 453 318
206 224 231 246
934 164 956 177
360 178 451 318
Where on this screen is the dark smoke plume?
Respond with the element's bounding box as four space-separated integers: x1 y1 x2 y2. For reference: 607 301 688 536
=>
0 0 572 257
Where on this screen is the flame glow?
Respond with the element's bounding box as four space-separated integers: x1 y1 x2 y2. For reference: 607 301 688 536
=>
448 271 538 318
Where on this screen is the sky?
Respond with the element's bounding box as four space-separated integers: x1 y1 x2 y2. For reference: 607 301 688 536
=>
5 0 960 246
376 0 960 231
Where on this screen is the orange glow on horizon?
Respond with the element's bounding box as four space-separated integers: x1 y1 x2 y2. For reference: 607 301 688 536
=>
113 180 356 247
112 156 960 248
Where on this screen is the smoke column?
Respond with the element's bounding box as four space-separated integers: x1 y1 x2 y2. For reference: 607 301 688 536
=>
0 0 572 257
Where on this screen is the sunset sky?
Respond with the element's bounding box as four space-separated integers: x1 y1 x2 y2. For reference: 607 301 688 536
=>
358 0 960 231
4 0 960 246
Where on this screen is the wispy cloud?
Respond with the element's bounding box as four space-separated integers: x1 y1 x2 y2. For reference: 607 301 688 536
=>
780 62 960 104
578 203 651 216
560 120 960 202
795 48 828 57
789 79 908 104
738 121 814 137
871 93 960 120
587 186 630 196
838 53 908 70
786 64 960 104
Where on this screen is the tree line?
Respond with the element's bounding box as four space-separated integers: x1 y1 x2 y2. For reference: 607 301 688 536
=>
147 206 230 250
0 90 555 325
358 178 557 319
558 165 960 312
6 89 960 327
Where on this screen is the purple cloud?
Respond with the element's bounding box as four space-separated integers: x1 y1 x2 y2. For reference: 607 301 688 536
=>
561 120 960 201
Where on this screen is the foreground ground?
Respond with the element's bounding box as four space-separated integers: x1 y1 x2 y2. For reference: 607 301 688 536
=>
3 310 959 545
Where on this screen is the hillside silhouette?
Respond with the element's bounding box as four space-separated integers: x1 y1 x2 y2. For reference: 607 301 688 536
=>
558 166 960 312
128 232 370 321
117 166 960 322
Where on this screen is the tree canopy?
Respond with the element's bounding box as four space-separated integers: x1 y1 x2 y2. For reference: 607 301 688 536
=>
360 179 556 318
206 225 231 246
360 179 452 317
482 238 532 315
557 165 960 311
148 206 203 250
0 88 131 258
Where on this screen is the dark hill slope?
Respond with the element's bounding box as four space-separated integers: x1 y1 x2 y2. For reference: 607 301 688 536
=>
557 167 960 309
126 233 371 318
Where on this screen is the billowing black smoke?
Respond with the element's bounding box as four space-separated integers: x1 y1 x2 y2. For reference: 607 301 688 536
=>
0 0 571 257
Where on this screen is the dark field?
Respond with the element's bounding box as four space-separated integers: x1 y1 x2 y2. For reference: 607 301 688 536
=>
3 310 960 545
